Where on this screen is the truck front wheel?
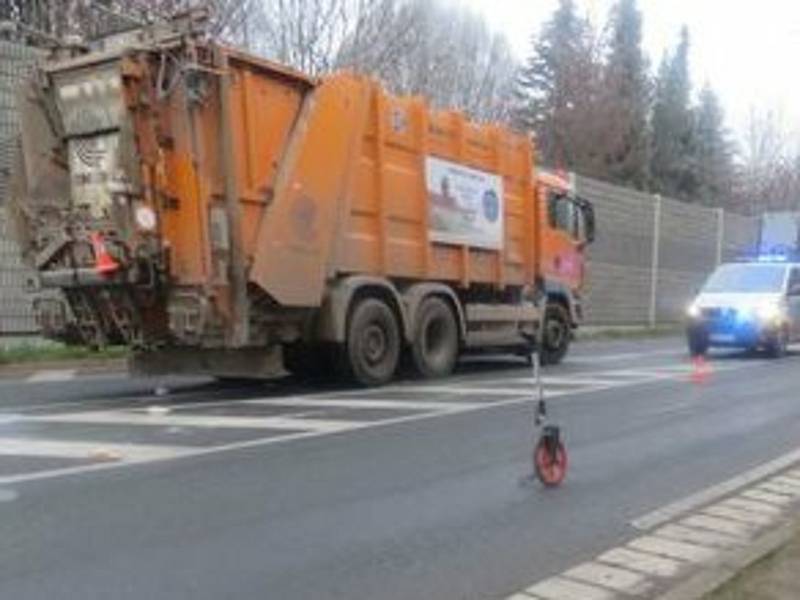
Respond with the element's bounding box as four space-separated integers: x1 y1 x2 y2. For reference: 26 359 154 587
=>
411 297 459 378
344 298 401 386
541 304 571 366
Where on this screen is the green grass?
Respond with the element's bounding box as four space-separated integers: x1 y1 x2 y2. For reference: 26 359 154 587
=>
0 343 128 367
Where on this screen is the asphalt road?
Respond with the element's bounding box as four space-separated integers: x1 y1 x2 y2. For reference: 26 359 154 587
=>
0 337 799 599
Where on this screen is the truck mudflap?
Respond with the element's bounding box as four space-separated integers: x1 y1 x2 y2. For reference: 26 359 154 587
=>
130 345 285 379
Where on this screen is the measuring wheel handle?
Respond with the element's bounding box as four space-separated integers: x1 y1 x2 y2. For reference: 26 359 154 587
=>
533 425 568 487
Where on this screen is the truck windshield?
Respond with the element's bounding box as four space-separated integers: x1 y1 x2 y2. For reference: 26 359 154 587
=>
702 264 787 293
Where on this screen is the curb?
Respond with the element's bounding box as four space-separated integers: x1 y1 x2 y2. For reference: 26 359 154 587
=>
655 518 799 600
0 358 128 379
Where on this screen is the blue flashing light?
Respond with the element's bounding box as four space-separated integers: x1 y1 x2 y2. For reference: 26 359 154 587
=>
756 254 789 263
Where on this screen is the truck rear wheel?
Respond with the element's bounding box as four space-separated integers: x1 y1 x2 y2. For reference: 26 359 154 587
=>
541 304 571 366
411 297 459 379
344 298 401 386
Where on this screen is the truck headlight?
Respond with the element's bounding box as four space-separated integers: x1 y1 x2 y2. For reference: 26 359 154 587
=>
686 303 701 319
135 205 157 232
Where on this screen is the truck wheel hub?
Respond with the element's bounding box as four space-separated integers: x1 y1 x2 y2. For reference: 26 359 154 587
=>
363 325 387 364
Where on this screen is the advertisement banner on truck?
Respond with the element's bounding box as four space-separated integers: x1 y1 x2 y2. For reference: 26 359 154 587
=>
426 156 504 250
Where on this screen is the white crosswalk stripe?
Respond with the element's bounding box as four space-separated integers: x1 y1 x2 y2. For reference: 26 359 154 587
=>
25 369 77 383
28 411 362 433
245 397 483 411
0 439 188 462
0 355 764 487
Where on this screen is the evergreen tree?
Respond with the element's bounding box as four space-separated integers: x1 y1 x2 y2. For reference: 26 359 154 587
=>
650 26 696 200
603 0 650 189
516 0 607 177
692 83 734 206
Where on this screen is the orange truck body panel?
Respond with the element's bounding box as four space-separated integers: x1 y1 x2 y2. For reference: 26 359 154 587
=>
143 50 542 308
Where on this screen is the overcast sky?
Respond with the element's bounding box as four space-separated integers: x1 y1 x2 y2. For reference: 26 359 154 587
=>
462 0 800 141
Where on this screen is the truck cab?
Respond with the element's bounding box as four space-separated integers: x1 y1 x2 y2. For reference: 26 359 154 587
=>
536 172 595 364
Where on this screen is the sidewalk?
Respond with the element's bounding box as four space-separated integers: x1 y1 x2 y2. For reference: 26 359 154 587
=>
706 525 800 600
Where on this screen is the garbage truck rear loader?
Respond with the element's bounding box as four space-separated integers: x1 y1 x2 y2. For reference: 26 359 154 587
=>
11 21 593 385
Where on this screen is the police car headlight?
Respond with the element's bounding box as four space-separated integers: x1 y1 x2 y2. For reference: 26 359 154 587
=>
134 205 157 232
686 303 701 319
755 301 783 322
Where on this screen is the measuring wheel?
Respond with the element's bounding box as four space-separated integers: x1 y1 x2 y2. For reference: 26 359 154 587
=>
533 425 568 487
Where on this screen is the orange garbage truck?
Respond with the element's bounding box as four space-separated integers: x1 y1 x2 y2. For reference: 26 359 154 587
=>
9 16 594 386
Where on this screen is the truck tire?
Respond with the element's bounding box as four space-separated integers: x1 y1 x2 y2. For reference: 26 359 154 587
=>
344 298 401 386
541 304 571 366
411 297 459 378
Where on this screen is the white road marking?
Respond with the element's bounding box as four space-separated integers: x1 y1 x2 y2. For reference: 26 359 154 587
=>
0 352 767 487
0 393 539 486
653 524 745 549
596 547 684 578
563 562 652 595
25 370 77 383
627 536 717 564
369 385 554 397
0 438 187 462
566 349 679 363
702 504 777 526
28 411 360 433
506 594 541 600
632 445 800 530
501 377 611 387
525 576 617 600
244 397 481 412
680 514 757 538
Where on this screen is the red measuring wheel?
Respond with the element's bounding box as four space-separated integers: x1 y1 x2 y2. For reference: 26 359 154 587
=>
533 427 568 487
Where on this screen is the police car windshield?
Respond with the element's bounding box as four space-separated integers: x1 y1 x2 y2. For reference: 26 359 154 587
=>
702 264 787 294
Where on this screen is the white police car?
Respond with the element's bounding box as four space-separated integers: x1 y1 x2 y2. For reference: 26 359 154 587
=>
686 258 800 357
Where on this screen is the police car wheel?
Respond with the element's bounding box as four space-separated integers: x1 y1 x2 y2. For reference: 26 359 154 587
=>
766 329 788 359
687 330 709 357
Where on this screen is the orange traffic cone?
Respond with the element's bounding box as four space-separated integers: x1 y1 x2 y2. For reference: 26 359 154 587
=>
690 355 711 385
90 232 119 275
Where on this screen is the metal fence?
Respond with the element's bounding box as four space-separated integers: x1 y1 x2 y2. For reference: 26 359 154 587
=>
577 175 760 325
0 40 39 336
